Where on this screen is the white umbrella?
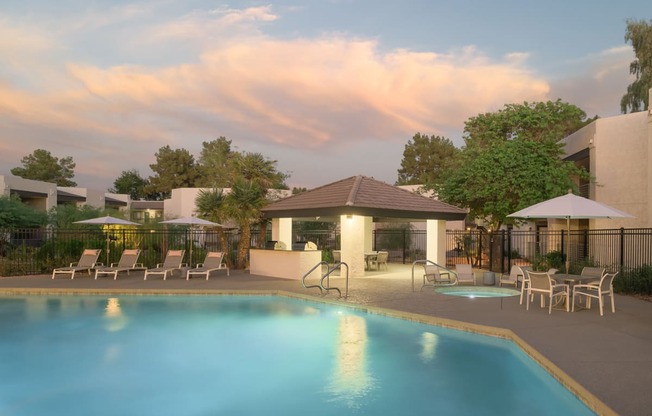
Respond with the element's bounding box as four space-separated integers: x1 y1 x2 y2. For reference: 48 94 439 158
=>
74 216 141 264
75 216 141 226
508 191 633 272
159 217 222 265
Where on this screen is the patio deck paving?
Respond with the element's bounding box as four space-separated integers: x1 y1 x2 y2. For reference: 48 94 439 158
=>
1 264 651 416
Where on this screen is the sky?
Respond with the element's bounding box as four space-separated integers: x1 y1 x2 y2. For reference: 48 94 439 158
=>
0 1 648 192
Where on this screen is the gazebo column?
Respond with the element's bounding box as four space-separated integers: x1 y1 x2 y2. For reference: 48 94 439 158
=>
426 219 447 266
271 217 292 249
341 214 367 277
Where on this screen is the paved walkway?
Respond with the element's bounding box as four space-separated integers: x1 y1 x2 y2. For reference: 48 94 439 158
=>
1 265 651 416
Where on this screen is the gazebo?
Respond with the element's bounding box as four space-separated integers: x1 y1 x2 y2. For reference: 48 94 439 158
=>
260 175 467 277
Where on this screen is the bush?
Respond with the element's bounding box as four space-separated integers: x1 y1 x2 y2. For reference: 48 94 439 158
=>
616 265 652 295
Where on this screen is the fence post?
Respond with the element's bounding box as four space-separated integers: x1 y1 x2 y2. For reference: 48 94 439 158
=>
402 229 407 264
560 229 565 266
506 229 511 273
478 229 483 269
620 227 625 268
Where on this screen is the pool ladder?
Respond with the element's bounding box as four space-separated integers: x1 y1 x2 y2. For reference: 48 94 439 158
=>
302 261 349 298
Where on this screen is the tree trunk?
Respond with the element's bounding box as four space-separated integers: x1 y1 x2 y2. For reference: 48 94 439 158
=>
237 225 251 269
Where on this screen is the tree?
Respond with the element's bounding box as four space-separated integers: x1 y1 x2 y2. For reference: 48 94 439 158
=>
146 146 200 200
621 19 652 113
435 100 593 229
396 133 460 186
229 151 289 194
0 195 48 228
463 100 595 150
10 149 77 186
196 137 234 188
194 188 231 267
109 169 149 200
436 139 587 230
223 178 267 269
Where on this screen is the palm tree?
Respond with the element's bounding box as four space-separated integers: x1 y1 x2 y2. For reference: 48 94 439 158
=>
195 188 231 267
223 178 266 269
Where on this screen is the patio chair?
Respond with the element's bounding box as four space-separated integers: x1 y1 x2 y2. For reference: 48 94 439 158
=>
369 251 389 271
94 249 142 280
580 266 606 284
517 266 533 304
572 272 618 316
422 264 455 288
186 251 229 280
144 250 186 280
52 249 102 279
455 264 476 285
526 271 569 314
499 265 520 288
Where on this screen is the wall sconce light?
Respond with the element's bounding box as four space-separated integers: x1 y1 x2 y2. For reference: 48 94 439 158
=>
346 214 353 220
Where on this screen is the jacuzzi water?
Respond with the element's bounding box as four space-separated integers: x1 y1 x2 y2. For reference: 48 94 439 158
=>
0 295 593 415
435 286 521 298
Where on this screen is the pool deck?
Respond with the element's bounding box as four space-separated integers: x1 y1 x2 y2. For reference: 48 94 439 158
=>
1 265 651 416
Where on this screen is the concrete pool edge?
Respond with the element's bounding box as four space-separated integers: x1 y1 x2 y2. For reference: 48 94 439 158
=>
0 287 617 416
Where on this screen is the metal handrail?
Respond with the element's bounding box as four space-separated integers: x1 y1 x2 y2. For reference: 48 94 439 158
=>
321 262 349 298
411 259 458 292
301 261 349 298
302 261 329 294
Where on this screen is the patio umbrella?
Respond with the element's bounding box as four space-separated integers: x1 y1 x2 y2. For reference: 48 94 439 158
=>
159 217 222 266
507 191 633 272
74 216 141 264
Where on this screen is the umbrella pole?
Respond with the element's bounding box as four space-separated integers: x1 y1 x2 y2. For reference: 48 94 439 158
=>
565 217 570 273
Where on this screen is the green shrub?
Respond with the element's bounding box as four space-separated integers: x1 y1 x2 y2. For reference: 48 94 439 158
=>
616 265 652 295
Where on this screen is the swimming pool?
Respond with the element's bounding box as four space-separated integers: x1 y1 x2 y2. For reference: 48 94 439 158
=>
435 286 521 298
0 295 594 415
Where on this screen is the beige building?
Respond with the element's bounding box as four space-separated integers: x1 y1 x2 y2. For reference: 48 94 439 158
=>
561 102 651 229
0 174 129 212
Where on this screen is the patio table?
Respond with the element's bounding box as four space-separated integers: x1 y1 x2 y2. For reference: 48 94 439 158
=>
552 274 597 310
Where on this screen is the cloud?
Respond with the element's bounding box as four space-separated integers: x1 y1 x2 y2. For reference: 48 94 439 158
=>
548 46 635 118
0 4 551 189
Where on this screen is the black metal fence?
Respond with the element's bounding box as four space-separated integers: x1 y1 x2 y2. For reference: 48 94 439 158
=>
2 226 651 293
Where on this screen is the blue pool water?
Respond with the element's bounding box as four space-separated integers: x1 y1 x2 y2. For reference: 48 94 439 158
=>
435 286 521 298
0 295 594 416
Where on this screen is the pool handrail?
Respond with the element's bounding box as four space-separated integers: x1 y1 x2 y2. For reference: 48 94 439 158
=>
302 261 349 298
411 260 458 292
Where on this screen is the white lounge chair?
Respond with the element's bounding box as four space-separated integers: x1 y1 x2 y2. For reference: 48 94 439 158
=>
499 265 520 288
94 249 142 280
186 251 229 280
422 264 455 288
144 250 185 280
572 272 618 316
455 264 476 285
526 271 569 314
52 249 101 279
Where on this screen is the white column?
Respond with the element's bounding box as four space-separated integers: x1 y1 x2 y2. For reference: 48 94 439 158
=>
340 214 366 277
426 219 447 266
364 216 374 252
271 218 292 249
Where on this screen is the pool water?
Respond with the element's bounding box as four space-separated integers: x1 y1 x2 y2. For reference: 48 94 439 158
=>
435 286 521 298
0 295 593 416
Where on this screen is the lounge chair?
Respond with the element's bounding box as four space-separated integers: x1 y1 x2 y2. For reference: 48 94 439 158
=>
572 272 618 316
455 264 476 285
94 249 142 280
422 264 455 288
369 251 389 271
186 251 229 280
144 250 185 280
52 249 101 279
499 265 520 288
526 271 569 314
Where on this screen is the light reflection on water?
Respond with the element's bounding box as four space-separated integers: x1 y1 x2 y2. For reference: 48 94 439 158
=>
419 331 439 363
327 314 375 407
103 297 127 332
